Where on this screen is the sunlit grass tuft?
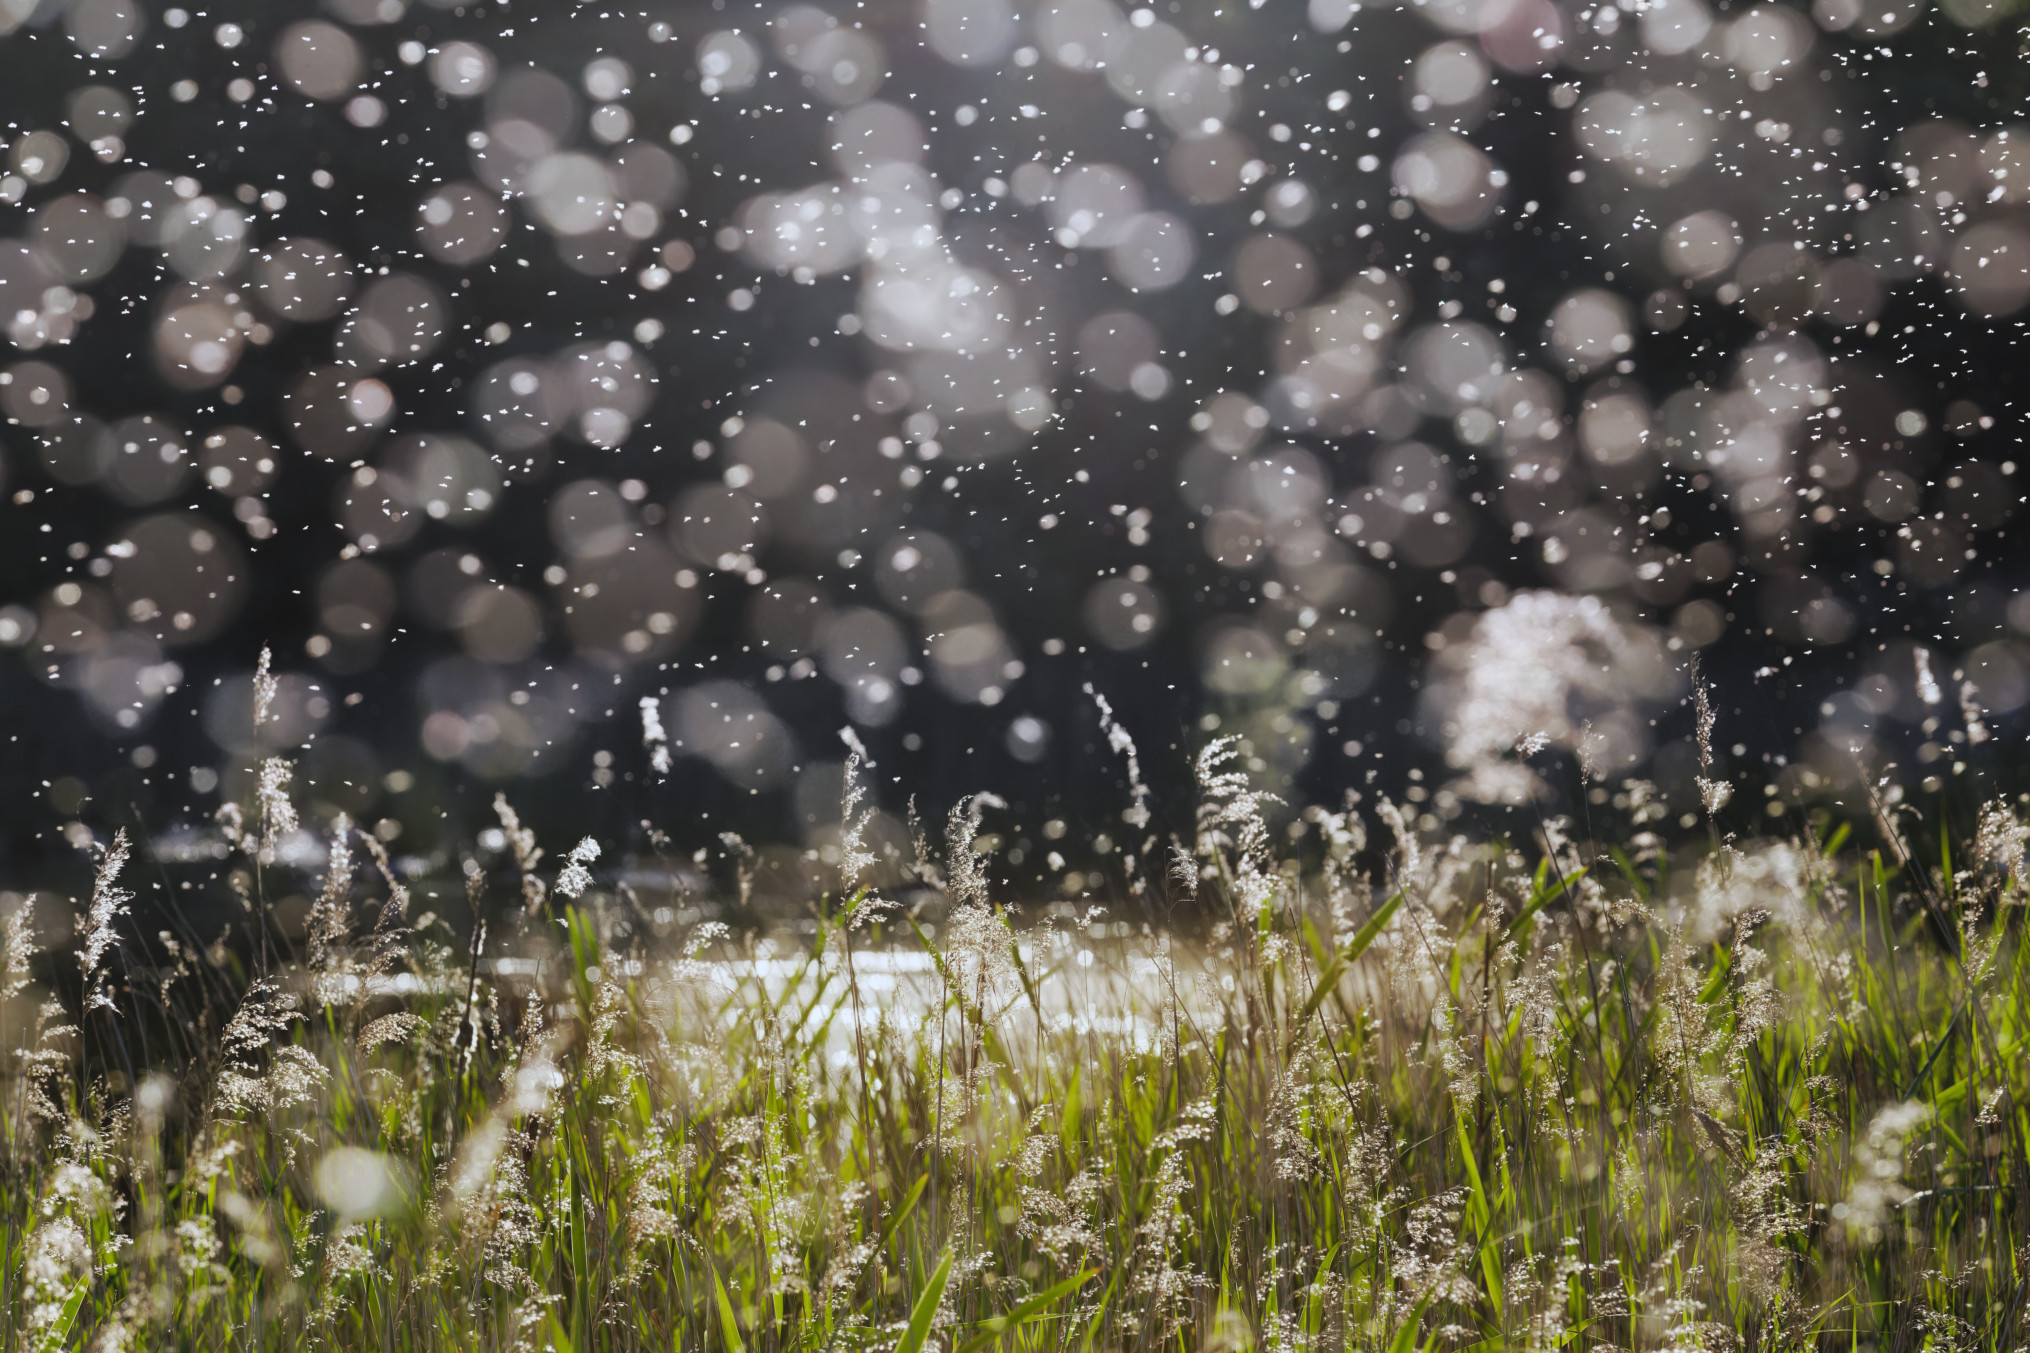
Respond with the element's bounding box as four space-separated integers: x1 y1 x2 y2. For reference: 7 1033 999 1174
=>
3 739 2030 1350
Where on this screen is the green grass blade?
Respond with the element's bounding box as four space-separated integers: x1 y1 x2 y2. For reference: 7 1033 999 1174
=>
1504 866 1587 938
897 1248 954 1353
34 1278 88 1353
955 1269 1094 1353
711 1259 747 1353
1347 891 1404 961
880 1173 929 1254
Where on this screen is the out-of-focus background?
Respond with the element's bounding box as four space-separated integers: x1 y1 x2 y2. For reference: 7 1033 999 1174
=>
0 0 2024 908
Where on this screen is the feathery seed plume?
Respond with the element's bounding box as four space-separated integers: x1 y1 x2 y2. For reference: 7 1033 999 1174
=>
639 694 671 775
1914 647 1942 707
944 792 1005 909
252 645 277 730
1086 685 1150 830
78 829 131 1013
0 893 36 1001
493 792 547 912
1959 679 1990 745
257 757 298 862
1691 656 1731 818
554 837 600 900
307 814 354 972
836 733 887 924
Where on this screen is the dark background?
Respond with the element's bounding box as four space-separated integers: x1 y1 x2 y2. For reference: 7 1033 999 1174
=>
1 0 2025 915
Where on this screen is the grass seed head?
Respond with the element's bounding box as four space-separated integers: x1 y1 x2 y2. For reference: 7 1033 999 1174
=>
554 837 600 901
78 828 131 1014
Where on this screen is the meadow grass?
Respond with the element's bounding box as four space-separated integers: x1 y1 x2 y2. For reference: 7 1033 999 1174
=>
2 740 2029 1351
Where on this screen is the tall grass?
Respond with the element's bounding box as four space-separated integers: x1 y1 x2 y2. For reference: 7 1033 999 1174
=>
2 737 2029 1350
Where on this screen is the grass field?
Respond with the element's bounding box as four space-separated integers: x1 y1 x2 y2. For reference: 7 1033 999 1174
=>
3 738 2030 1351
